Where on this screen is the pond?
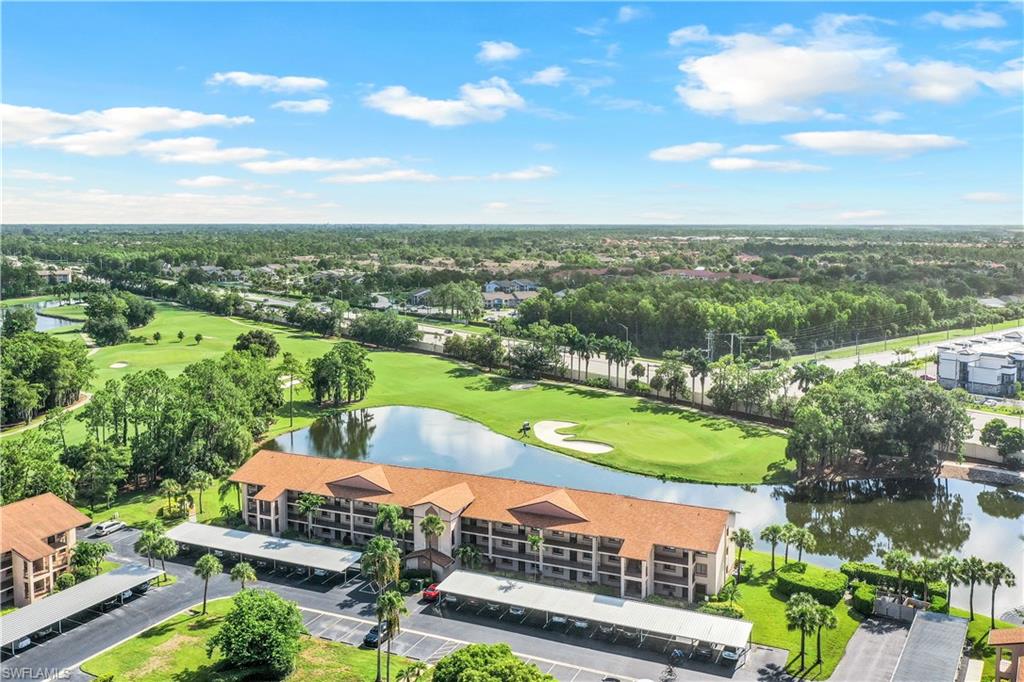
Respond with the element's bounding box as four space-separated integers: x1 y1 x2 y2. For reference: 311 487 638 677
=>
265 405 1024 616
0 299 80 332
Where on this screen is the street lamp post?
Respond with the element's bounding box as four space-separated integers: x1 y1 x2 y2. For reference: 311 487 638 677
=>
617 322 629 344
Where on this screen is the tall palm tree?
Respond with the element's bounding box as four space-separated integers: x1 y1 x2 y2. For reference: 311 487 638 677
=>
813 604 838 666
690 352 711 408
419 514 446 580
158 478 182 513
760 524 784 572
986 562 1016 628
362 537 400 682
579 334 597 380
911 559 942 604
134 528 161 568
959 556 987 620
785 592 818 671
528 533 544 580
296 492 325 539
190 471 214 515
153 536 178 578
780 523 798 564
396 662 428 682
194 553 222 615
375 504 404 538
279 351 303 428
377 589 409 682
936 556 961 609
730 528 754 576
454 543 482 570
392 519 412 546
883 549 912 597
794 528 816 563
218 479 241 516
230 561 257 590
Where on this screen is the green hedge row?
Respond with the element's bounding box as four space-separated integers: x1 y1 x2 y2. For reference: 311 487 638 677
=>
840 562 946 606
775 562 848 606
850 582 876 616
698 601 746 619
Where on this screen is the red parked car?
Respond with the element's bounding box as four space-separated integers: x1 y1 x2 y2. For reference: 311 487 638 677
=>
422 583 441 602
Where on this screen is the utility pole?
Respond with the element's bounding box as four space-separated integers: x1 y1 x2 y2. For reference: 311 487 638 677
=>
617 322 629 344
855 331 860 363
706 330 716 362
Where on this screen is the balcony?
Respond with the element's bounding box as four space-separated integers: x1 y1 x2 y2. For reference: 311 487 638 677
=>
543 553 593 570
653 550 690 565
623 561 644 578
490 546 537 563
491 525 527 541
652 571 689 586
542 534 592 551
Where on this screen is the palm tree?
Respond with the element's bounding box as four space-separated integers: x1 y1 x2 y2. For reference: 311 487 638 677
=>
959 556 986 621
883 549 913 597
218 479 241 516
191 471 214 515
794 528 816 563
579 334 597 379
158 478 182 513
936 556 960 609
377 589 409 682
296 492 325 539
527 533 544 580
134 527 161 567
230 561 257 590
731 528 754 576
375 504 404 538
911 559 942 604
396 662 428 681
279 351 303 428
780 523 798 564
986 562 1016 628
690 352 711 408
760 524 784 572
785 592 818 671
362 536 401 593
194 553 222 615
419 514 446 580
454 543 482 570
813 604 838 666
152 536 178 578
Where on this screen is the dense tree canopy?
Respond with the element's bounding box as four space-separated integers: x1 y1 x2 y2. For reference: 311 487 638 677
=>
433 643 555 682
207 589 304 677
233 329 281 357
1 331 94 425
308 341 375 405
82 290 155 346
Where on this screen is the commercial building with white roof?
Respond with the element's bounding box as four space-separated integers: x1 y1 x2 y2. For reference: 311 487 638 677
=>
936 332 1024 397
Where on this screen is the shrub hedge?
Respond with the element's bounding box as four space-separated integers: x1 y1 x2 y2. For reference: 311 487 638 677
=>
776 562 848 606
840 561 946 608
698 601 745 619
850 582 876 616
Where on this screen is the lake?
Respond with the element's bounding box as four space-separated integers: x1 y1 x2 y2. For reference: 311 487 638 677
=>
0 299 79 332
265 405 1024 616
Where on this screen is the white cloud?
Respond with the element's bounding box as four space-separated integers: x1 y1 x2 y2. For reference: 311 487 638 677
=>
271 98 331 113
476 41 523 63
727 144 780 154
241 156 395 174
963 192 1015 204
668 25 717 46
5 169 73 182
708 157 827 172
322 169 440 184
836 209 887 220
649 142 723 161
136 137 270 164
617 5 647 23
885 59 1023 103
575 20 608 37
176 175 237 188
207 71 327 92
959 38 1019 53
483 201 509 212
867 110 904 124
593 96 664 114
786 130 966 156
363 77 525 126
523 66 569 87
922 9 1005 30
487 165 557 181
1 104 253 156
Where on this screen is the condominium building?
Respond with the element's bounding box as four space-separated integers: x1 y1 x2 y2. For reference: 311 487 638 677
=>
937 332 1024 397
231 450 737 602
1 493 90 607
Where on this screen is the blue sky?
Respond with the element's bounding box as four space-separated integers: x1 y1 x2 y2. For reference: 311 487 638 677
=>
2 2 1022 224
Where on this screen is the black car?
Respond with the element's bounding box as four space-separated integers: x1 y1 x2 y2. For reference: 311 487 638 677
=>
692 643 714 662
363 622 390 648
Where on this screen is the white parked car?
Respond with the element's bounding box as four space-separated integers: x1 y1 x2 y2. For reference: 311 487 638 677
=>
93 520 125 536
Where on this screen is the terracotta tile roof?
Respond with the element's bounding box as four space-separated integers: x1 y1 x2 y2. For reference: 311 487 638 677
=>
511 489 588 522
0 493 90 561
405 548 454 568
232 450 732 559
412 483 475 513
990 626 1024 646
330 466 391 494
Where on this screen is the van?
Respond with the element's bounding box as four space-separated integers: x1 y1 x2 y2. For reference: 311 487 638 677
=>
93 520 125 537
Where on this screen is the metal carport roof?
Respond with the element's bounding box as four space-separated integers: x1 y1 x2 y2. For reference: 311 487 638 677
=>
165 522 361 574
436 570 753 650
0 563 163 647
890 611 969 682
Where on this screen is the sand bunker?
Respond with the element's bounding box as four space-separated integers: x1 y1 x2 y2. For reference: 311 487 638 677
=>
109 362 129 369
533 420 612 454
509 382 537 391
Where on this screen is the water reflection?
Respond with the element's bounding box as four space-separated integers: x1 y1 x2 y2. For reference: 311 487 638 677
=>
264 405 1023 612
0 299 79 332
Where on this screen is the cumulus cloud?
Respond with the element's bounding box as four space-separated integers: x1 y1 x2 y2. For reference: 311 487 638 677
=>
836 209 887 220
649 142 723 161
963 192 1015 204
207 71 327 92
785 130 965 156
487 165 557 181
271 98 331 113
6 169 74 182
668 24 717 46
523 66 569 87
922 9 1005 30
321 169 441 184
708 157 827 172
176 175 237 188
959 38 1019 53
241 157 395 174
476 41 523 63
727 144 780 154
136 137 270 164
362 77 525 126
617 5 647 23
885 59 1023 103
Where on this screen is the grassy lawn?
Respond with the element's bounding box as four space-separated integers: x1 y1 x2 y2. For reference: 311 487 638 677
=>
733 551 862 680
81 597 429 682
0 294 58 307
950 606 1017 682
80 479 235 527
42 302 88 320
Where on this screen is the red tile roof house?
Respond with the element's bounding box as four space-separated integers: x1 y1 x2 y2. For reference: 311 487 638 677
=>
231 450 738 601
1 494 90 607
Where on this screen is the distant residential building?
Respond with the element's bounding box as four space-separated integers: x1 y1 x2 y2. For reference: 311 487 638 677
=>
1 494 90 607
409 288 432 305
483 290 540 309
309 269 353 284
36 268 74 285
484 279 539 293
937 333 1024 397
977 297 1007 309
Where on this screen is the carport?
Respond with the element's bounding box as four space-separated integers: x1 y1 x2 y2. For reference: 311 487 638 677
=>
435 570 753 667
165 522 361 580
0 563 163 655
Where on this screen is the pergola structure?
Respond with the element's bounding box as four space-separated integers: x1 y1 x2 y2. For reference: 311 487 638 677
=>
165 522 361 577
436 570 753 667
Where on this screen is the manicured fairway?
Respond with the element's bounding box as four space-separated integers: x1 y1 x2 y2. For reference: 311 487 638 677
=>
0 294 58 307
81 597 428 681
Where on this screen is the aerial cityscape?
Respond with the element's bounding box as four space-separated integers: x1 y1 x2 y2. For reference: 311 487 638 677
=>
1 2 1022 682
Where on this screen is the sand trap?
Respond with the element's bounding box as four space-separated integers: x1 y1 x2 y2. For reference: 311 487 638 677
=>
109 362 129 369
509 382 537 391
533 420 612 454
